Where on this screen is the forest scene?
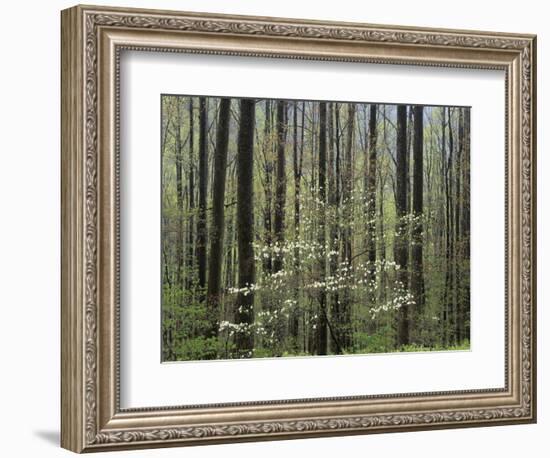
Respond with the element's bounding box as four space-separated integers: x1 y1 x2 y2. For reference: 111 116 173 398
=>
161 95 471 362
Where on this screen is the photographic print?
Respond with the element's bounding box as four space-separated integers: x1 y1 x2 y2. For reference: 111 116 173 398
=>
61 7 536 450
161 96 471 362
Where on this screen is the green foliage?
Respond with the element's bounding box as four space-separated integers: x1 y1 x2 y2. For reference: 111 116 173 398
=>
162 285 226 361
173 336 221 361
160 97 471 362
397 340 470 353
354 332 470 355
353 330 395 354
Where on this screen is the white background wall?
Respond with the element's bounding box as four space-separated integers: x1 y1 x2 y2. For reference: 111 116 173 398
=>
0 0 546 456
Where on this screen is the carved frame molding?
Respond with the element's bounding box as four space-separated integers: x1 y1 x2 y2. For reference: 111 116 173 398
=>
61 4 536 453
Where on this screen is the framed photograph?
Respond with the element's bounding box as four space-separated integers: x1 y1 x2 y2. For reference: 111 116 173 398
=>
61 4 537 453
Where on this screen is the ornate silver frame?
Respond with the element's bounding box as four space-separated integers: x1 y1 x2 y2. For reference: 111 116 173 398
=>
61 4 537 453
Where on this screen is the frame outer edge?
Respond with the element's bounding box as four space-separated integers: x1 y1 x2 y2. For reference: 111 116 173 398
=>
61 3 537 452
61 5 86 453
529 35 537 423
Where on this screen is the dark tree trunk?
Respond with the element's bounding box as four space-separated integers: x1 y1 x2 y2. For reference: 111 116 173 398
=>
316 102 328 355
263 100 273 274
411 105 425 341
186 98 195 289
343 104 355 265
339 103 356 351
378 169 387 304
327 103 342 354
378 106 389 307
407 108 414 219
235 99 256 356
461 108 471 342
449 108 457 343
292 101 301 244
175 105 184 289
161 103 173 360
310 103 317 198
329 103 343 353
455 108 464 342
196 97 208 292
273 100 287 273
395 105 410 346
366 104 377 306
441 107 448 342
290 101 302 345
442 107 452 345
224 168 236 291
447 107 456 344
335 103 341 213
206 98 231 338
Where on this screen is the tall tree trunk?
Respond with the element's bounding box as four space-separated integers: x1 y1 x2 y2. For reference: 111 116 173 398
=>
461 107 471 342
407 108 414 220
263 100 273 274
328 103 343 354
441 107 447 343
290 101 301 345
235 99 256 356
379 106 389 307
447 107 456 344
224 168 236 291
273 100 287 273
378 169 387 305
442 107 452 346
327 103 342 354
411 105 425 342
175 105 184 289
206 98 231 338
161 101 173 360
366 104 377 307
186 98 195 289
343 104 355 266
316 102 328 355
340 103 356 351
455 108 464 342
196 97 208 293
395 105 409 346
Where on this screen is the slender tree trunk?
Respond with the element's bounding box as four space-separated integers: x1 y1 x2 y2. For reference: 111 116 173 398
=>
235 99 256 356
447 107 456 344
327 103 342 354
161 102 173 359
442 107 452 346
343 104 355 264
366 104 377 306
316 102 328 355
335 103 341 215
224 168 236 292
290 101 301 345
378 169 387 305
440 108 447 344
395 105 410 346
340 103 356 351
329 103 344 352
196 97 208 293
273 100 287 273
310 103 317 196
263 100 273 274
411 105 425 342
206 98 231 338
186 99 195 289
462 107 471 342
379 106 389 307
175 105 184 289
455 108 464 342
407 108 414 222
